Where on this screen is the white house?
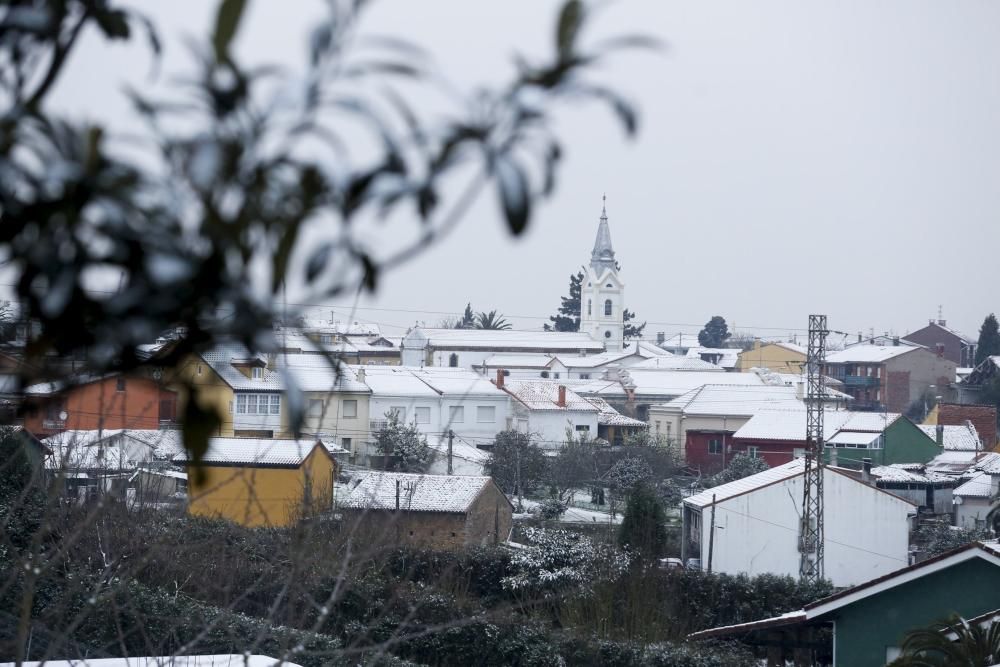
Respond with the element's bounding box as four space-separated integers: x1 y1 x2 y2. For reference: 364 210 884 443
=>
361 366 510 457
681 460 916 587
399 327 603 369
495 376 599 449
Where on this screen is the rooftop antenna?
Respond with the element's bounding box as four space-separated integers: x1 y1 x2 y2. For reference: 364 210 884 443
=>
799 314 828 585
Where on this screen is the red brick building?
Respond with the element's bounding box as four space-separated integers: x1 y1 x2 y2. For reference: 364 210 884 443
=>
23 374 176 438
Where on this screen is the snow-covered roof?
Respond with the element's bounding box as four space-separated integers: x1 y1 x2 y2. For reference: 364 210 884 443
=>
174 437 331 468
44 442 135 471
685 460 810 507
925 450 987 475
633 340 673 357
826 430 881 447
339 472 500 512
298 318 381 337
283 355 369 393
556 351 637 369
954 471 995 498
871 464 944 484
427 437 490 463
582 396 647 427
903 320 977 345
918 423 982 451
481 354 558 369
826 345 919 364
657 333 702 350
503 380 598 412
684 347 741 369
657 384 804 417
405 327 603 351
733 409 901 442
630 356 719 371
359 366 503 398
42 429 186 464
201 342 283 390
577 369 764 400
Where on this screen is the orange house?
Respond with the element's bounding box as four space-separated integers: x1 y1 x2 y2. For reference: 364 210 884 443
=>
23 374 177 438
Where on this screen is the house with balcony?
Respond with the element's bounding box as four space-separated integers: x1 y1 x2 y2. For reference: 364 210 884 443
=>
824 342 956 413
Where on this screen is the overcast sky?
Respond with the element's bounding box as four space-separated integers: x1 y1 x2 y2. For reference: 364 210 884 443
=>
48 1 1000 344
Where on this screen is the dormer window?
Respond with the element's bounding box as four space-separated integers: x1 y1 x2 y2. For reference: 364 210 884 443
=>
251 367 263 379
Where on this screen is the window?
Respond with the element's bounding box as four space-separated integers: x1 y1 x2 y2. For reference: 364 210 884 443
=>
414 406 431 424
308 399 324 418
793 448 806 459
342 399 357 418
249 367 263 379
604 299 612 316
540 371 550 378
554 372 560 379
477 406 496 423
587 299 592 316
605 283 613 288
654 421 661 433
575 424 590 433
448 353 459 367
748 446 760 458
708 439 723 455
196 364 203 375
236 394 280 415
320 334 333 344
449 406 464 423
580 373 590 380
116 377 126 392
390 406 406 421
341 437 352 451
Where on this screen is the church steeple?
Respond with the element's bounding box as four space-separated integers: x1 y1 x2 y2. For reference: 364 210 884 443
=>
590 194 617 275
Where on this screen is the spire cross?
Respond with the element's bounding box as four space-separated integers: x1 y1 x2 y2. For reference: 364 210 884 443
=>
601 193 607 218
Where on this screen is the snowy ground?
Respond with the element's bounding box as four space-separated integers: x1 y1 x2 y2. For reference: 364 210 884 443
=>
515 498 623 525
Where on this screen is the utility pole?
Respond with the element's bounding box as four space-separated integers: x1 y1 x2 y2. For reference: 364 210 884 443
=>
447 429 454 475
800 314 828 584
707 493 717 574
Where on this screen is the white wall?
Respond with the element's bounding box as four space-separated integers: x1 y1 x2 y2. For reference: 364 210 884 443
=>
700 469 913 587
515 408 599 450
369 394 509 450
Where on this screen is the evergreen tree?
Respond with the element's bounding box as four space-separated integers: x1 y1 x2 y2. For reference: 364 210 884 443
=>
623 308 646 340
617 482 668 559
456 303 476 329
545 272 583 332
698 315 731 348
374 411 431 473
707 453 769 487
486 430 548 501
975 313 1000 366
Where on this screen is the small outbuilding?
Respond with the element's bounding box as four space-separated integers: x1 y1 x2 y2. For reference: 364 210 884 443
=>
175 438 337 527
338 472 513 550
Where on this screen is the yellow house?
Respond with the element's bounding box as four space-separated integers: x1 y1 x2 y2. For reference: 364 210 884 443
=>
168 341 372 446
736 340 807 374
177 437 336 527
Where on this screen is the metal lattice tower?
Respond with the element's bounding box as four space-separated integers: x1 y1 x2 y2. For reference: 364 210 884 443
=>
799 314 828 584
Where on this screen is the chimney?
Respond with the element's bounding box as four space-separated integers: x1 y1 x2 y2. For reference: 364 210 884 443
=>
795 381 805 401
938 319 946 326
356 367 366 383
892 337 900 347
935 424 944 447
495 368 505 389
861 458 872 484
858 332 863 344
557 385 567 408
656 331 666 345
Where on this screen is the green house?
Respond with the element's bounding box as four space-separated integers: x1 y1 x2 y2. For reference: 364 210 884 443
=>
822 414 941 469
689 542 1000 666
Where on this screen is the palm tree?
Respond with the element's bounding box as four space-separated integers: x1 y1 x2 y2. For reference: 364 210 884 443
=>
475 310 512 330
890 613 1000 666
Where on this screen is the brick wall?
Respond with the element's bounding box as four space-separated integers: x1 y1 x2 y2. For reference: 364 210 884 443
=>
938 403 998 449
886 371 911 413
464 483 513 545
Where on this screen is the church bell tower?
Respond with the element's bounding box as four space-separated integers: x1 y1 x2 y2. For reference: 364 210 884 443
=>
580 196 625 352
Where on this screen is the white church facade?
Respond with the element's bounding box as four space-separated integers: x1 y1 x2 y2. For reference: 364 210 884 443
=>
580 197 626 353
